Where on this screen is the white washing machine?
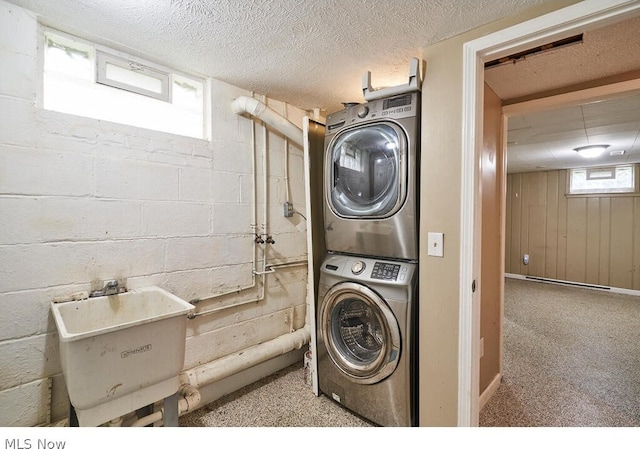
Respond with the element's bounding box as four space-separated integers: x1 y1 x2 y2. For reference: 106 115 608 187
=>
317 253 417 427
324 92 420 261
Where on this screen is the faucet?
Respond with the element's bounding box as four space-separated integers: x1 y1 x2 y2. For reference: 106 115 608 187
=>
89 279 126 297
104 280 119 295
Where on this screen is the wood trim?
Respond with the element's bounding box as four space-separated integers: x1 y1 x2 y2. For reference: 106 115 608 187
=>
458 37 482 427
499 114 508 377
502 78 640 117
460 0 640 428
479 373 502 411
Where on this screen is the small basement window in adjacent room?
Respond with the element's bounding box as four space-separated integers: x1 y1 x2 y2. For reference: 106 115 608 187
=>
43 29 207 140
568 164 638 194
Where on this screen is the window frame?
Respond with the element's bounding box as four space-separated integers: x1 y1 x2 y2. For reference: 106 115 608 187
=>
40 26 209 140
96 50 171 102
567 163 639 196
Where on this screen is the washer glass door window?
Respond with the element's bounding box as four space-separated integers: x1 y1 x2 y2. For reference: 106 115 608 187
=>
329 122 407 218
321 282 401 384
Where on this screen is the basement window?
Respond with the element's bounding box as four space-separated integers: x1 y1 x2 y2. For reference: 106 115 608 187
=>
42 29 207 140
568 164 637 194
96 51 170 101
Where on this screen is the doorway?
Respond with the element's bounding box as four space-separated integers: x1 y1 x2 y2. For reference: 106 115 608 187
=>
459 0 640 426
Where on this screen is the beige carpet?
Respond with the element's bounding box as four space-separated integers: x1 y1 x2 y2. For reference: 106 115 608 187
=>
480 278 640 427
179 362 372 427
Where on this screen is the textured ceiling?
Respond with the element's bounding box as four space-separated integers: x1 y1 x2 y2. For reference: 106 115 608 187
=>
485 15 640 101
7 0 555 113
8 0 640 173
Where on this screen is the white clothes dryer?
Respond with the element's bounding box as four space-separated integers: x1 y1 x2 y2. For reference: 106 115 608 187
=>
324 92 420 261
317 253 417 427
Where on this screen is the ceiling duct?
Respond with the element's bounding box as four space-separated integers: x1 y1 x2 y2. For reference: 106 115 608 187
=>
484 34 583 69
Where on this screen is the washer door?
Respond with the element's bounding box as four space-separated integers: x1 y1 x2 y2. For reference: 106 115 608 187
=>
320 281 401 385
327 122 407 218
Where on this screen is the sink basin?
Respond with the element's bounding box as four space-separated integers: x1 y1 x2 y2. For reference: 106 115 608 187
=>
51 286 195 426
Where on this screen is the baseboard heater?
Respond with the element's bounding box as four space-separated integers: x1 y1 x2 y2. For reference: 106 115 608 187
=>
524 276 611 291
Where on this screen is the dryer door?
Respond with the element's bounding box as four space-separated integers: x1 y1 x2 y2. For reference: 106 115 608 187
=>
319 281 401 385
327 122 407 218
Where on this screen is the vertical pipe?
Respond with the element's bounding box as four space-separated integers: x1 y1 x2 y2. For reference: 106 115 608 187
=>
261 94 269 290
251 92 258 282
283 102 290 204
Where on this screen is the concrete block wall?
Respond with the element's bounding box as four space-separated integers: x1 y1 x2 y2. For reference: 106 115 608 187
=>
0 0 309 426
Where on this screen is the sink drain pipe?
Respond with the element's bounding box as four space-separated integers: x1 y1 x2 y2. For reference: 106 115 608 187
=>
129 325 311 427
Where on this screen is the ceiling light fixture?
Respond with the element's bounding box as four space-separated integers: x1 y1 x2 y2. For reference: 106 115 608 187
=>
573 144 609 158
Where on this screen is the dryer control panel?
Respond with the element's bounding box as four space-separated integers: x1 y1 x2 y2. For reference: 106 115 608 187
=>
325 92 418 137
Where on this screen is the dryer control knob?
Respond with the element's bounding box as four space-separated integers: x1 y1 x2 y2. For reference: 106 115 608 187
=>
351 261 366 275
356 106 369 118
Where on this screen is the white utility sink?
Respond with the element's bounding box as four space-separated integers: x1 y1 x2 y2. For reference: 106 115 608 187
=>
51 286 195 426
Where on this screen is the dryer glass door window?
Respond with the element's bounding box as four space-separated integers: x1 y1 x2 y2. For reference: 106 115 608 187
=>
329 123 406 218
321 282 401 384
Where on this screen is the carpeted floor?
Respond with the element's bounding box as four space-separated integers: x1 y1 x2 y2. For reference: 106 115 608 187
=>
179 362 372 427
480 278 640 427
179 278 639 427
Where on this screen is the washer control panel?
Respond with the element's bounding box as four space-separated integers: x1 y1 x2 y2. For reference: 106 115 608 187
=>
371 262 401 281
322 254 416 285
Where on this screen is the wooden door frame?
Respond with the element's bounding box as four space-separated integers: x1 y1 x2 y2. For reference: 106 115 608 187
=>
458 0 640 426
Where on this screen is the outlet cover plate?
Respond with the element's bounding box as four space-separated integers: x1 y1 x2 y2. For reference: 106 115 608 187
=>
427 232 444 257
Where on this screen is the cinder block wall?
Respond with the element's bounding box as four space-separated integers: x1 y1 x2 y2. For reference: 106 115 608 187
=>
0 0 309 426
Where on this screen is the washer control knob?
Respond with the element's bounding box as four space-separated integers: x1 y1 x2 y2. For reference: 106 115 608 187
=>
356 106 369 118
351 261 366 275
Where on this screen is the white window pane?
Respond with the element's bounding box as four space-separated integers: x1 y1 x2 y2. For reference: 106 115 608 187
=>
96 51 169 101
587 168 615 180
616 166 633 185
173 75 204 111
42 29 207 140
105 63 163 94
569 165 635 194
44 34 92 80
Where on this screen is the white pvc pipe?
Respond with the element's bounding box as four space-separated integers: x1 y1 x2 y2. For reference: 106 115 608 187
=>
188 93 263 311
261 94 269 282
131 411 161 427
180 325 311 389
127 325 311 427
187 94 303 311
283 102 290 203
128 96 310 427
231 96 304 148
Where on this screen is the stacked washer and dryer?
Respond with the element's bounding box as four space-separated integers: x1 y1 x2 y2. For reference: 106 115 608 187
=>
317 72 421 426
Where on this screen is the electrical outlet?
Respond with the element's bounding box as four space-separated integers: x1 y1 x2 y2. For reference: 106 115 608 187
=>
283 202 294 217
